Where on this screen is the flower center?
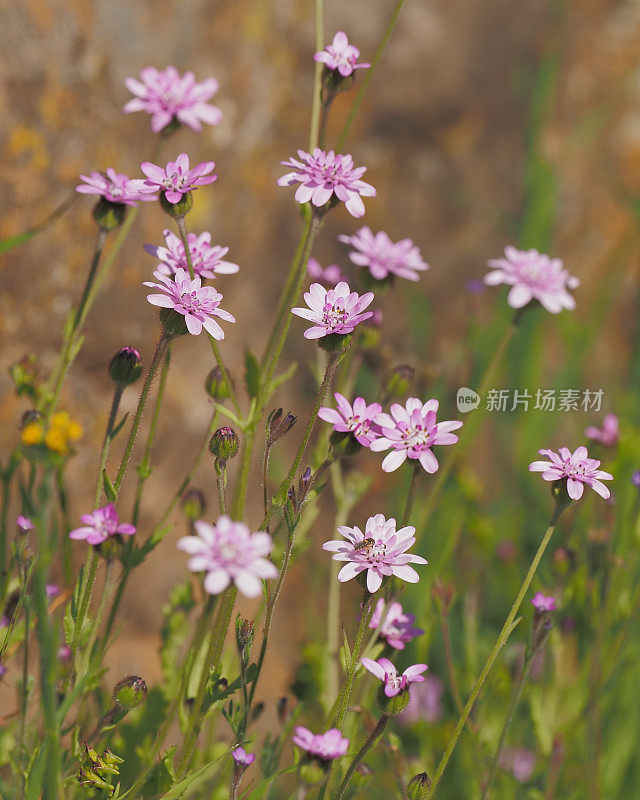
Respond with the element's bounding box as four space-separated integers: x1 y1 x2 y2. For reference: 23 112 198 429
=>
402 423 433 449
322 302 349 328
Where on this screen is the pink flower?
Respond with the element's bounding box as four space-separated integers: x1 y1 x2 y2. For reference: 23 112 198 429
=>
370 398 463 473
531 592 556 612
69 503 136 545
318 392 382 447
529 446 613 500
144 268 235 338
16 515 33 532
338 228 428 282
361 657 428 697
291 281 374 339
307 257 347 286
140 153 216 204
278 149 376 218
232 746 255 767
484 246 579 314
177 515 278 598
585 414 619 448
57 644 72 662
499 748 536 783
369 599 424 649
144 229 239 280
123 66 222 133
323 514 428 593
46 584 60 599
76 169 156 206
313 31 370 77
292 727 349 761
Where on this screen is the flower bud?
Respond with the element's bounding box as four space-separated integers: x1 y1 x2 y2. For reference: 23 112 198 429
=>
383 364 414 400
93 197 126 230
277 696 289 724
160 190 193 218
267 408 297 444
205 366 234 401
235 613 255 656
406 772 432 800
318 332 352 354
21 409 43 429
210 427 239 463
113 675 147 710
109 346 142 387
181 488 206 521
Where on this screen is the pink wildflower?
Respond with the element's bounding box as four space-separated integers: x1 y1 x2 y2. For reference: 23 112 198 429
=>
499 749 536 783
585 414 619 448
322 514 427 593
369 599 424 649
529 446 613 500
338 227 428 282
278 149 376 218
370 398 463 473
318 393 382 447
76 168 156 205
313 31 370 77
484 246 579 314
307 257 347 286
144 229 239 279
177 515 278 598
46 584 60 599
361 657 428 697
123 66 222 133
140 153 216 204
291 281 374 339
292 727 349 761
69 503 136 546
531 592 556 612
16 515 33 532
231 747 255 767
144 268 235 338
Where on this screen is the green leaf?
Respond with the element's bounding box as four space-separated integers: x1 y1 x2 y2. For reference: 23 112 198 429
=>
244 349 261 398
102 469 117 502
110 413 129 440
342 626 352 667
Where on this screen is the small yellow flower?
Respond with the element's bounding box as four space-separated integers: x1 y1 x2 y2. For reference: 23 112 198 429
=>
45 427 68 454
51 412 70 429
66 420 84 441
21 423 44 447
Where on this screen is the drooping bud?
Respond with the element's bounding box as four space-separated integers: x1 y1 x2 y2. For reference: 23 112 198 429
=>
160 190 193 218
109 346 142 387
181 488 206 522
406 772 432 800
267 408 297 445
383 364 414 400
209 427 239 464
205 366 234 401
113 675 148 710
93 197 126 230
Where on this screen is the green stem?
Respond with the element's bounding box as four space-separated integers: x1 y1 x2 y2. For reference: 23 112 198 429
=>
426 500 566 798
94 386 124 507
72 548 99 653
335 592 375 730
334 715 390 800
216 462 227 514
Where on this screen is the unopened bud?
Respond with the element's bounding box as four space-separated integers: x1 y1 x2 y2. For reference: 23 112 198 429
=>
267 408 297 444
383 364 414 400
406 772 432 800
205 366 234 400
235 613 255 654
109 346 142 387
181 488 206 521
113 675 147 710
93 197 126 230
210 427 239 463
277 696 289 724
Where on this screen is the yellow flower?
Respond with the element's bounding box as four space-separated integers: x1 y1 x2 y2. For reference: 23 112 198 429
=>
66 420 84 441
21 423 44 447
50 412 71 429
44 427 68 454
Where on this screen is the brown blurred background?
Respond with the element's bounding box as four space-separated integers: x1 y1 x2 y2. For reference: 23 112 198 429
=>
1 0 640 697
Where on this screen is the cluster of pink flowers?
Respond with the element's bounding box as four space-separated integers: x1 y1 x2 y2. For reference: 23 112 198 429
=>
291 281 374 339
529 445 613 500
484 246 579 314
177 516 278 598
69 503 136 545
124 66 222 133
293 727 349 761
314 31 370 77
323 514 427 593
339 227 429 282
144 230 239 280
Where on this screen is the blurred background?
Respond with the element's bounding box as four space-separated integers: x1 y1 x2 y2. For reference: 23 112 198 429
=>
2 0 640 794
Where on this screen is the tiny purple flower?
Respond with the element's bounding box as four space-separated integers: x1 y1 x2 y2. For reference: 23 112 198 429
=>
370 398 463 473
16 515 34 532
144 268 235 338
57 644 72 662
69 503 136 546
292 727 349 761
0 664 7 680
531 592 556 612
529 446 613 501
323 514 428 593
291 281 374 339
307 257 347 286
318 392 382 447
632 471 640 489
338 227 428 282
369 599 424 649
232 746 256 767
313 31 370 77
144 229 239 280
499 748 536 783
46 584 60 599
484 246 579 314
76 168 156 206
361 657 428 697
177 515 278 598
585 414 619 448
140 153 217 204
278 149 376 218
124 66 222 133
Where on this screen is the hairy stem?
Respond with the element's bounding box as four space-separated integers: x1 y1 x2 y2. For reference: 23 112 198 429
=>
334 715 390 800
94 385 124 507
